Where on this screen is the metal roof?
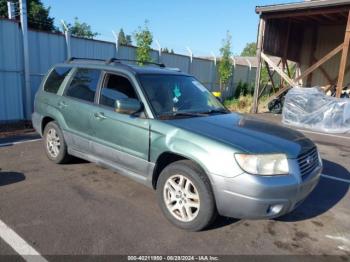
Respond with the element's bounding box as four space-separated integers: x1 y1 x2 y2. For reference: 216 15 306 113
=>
256 0 350 14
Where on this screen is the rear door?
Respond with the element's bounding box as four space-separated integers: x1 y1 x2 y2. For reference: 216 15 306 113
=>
58 68 102 152
90 71 150 176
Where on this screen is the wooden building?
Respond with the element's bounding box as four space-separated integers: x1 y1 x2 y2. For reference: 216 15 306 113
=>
252 0 350 113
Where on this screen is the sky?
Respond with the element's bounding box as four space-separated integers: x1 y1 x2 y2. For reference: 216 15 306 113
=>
43 0 293 57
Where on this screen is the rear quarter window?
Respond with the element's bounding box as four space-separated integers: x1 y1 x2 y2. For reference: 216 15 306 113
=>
43 67 71 94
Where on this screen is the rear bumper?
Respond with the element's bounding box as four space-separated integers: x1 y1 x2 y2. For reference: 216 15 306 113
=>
32 112 43 136
211 163 322 219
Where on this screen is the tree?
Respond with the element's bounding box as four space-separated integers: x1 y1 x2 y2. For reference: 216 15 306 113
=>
118 28 132 46
0 0 56 31
240 42 257 57
134 20 153 65
161 48 175 54
218 31 233 92
66 17 99 39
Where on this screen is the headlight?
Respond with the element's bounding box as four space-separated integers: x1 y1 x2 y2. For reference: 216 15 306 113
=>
234 153 289 176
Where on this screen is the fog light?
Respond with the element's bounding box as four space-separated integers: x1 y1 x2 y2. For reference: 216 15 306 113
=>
267 204 283 215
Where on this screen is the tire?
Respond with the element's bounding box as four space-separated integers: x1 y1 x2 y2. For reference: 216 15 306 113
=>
43 121 71 164
156 160 217 231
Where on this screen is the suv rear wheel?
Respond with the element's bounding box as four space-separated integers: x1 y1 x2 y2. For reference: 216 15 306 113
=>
156 160 217 231
43 121 71 164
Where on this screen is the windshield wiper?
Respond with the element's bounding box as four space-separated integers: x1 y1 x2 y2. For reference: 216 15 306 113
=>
200 109 230 115
159 111 207 119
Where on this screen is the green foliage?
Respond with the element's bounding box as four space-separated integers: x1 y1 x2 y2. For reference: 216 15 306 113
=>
0 1 7 18
134 20 153 65
118 28 132 46
240 42 257 57
0 0 56 31
260 65 270 86
66 17 99 39
233 81 254 98
218 31 233 88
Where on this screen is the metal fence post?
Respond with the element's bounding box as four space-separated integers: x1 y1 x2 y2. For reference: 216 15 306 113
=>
210 51 216 92
186 47 193 74
61 20 71 59
155 40 161 63
7 1 16 19
112 30 119 58
19 0 31 120
245 58 252 86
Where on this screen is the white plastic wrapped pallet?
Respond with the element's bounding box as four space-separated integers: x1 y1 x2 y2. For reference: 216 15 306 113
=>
282 87 350 133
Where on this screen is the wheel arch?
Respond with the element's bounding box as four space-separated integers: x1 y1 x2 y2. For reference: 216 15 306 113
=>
41 116 56 134
152 151 213 190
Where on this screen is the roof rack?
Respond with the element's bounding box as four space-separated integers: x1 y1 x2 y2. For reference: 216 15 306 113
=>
66 57 106 63
66 57 167 69
105 58 165 68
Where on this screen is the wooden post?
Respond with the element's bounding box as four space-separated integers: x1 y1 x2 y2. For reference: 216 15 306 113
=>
336 10 350 98
252 17 265 113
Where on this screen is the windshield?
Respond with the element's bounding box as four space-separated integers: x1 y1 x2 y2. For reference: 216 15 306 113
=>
139 74 227 118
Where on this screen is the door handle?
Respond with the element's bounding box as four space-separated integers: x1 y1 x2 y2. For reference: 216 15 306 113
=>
94 112 107 120
58 101 67 109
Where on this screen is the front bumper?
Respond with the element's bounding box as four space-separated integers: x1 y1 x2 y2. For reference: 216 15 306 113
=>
211 161 322 219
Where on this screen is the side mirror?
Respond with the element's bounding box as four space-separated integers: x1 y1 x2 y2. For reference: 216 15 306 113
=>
114 98 143 115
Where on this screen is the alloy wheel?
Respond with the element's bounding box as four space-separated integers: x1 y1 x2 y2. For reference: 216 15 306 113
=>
163 174 200 222
46 128 61 158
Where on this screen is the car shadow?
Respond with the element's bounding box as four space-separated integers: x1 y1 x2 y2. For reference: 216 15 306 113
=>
0 171 25 186
66 157 89 165
205 216 240 231
277 159 349 222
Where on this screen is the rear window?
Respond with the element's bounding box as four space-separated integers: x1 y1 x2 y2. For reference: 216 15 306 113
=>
44 67 71 94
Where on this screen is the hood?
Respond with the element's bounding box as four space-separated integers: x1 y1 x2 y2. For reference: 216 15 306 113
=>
165 113 315 158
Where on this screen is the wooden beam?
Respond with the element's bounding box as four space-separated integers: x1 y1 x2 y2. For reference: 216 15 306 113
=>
265 61 278 92
285 59 292 78
295 43 344 82
312 55 333 83
336 10 350 97
266 44 344 104
261 52 296 86
308 15 326 23
322 13 339 22
252 18 266 113
258 60 283 99
263 6 350 20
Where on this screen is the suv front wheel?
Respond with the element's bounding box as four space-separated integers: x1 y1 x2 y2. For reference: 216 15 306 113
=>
43 121 71 164
156 160 217 231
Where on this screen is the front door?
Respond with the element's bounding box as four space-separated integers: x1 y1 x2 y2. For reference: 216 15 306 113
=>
90 72 150 176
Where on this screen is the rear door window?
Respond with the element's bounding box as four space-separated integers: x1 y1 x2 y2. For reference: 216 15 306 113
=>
64 68 101 103
44 67 71 94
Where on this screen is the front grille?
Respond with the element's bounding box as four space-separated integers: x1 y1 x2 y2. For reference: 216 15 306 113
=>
297 147 319 178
